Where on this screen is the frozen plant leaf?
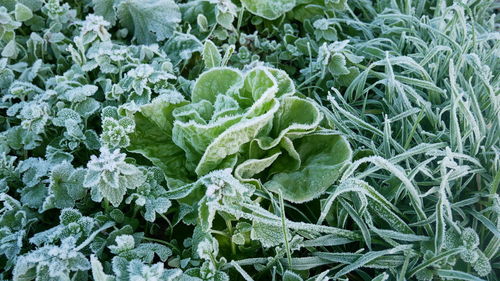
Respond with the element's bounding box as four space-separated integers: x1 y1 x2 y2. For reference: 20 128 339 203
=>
128 260 165 281
461 228 479 249
109 235 136 256
14 3 33 21
250 220 289 248
2 40 18 58
92 0 117 25
196 237 219 261
116 0 181 44
264 133 352 203
84 148 145 207
473 250 491 277
241 0 297 20
48 162 86 209
215 0 237 30
109 234 172 263
74 98 100 118
127 93 191 187
202 40 221 69
63 85 98 103
91 255 114 281
283 271 303 281
328 53 350 76
125 168 172 222
18 157 49 187
163 32 203 64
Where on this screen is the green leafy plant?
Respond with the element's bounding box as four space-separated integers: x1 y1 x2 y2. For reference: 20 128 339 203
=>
128 65 352 204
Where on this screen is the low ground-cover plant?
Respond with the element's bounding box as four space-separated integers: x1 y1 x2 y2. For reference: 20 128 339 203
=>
0 0 498 280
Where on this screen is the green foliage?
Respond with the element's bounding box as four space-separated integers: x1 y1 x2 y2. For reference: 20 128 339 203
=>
84 148 145 207
0 0 498 280
241 0 296 20
129 66 352 202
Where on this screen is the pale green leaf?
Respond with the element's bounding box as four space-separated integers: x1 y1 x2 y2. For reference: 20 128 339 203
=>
117 0 181 44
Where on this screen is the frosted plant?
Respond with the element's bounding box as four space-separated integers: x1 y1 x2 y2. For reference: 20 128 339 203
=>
80 14 111 42
128 66 352 202
0 194 35 270
14 101 50 134
193 236 229 281
13 237 90 281
43 162 86 209
109 234 172 264
128 260 170 281
101 117 135 148
29 208 96 246
0 0 498 280
121 63 175 103
83 148 145 207
125 167 171 222
91 255 183 281
43 0 76 23
85 42 131 74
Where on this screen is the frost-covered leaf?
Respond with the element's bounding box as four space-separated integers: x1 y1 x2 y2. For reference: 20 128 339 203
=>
63 85 98 103
283 270 303 281
48 162 86 209
117 0 181 44
163 32 203 64
251 220 289 248
128 94 191 187
202 40 221 69
92 0 117 25
125 167 172 222
14 3 33 21
91 255 114 281
265 133 352 203
241 0 296 20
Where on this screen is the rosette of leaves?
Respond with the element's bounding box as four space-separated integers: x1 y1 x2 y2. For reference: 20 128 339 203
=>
29 208 96 247
52 107 100 151
100 106 136 150
83 147 145 207
101 234 179 280
119 63 176 104
128 66 352 203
